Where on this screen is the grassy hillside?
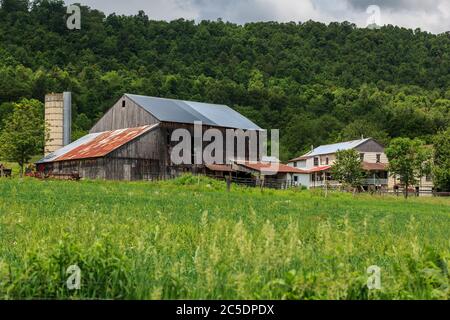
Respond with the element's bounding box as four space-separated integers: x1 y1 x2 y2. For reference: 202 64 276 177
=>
0 175 449 299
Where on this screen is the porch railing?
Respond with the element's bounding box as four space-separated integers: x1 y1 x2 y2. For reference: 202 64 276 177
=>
362 178 388 185
310 180 341 187
310 179 389 187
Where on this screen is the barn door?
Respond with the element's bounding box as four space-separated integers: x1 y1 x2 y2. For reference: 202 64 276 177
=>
124 164 131 181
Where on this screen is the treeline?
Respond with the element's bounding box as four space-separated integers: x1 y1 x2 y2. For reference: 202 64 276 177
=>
0 0 449 160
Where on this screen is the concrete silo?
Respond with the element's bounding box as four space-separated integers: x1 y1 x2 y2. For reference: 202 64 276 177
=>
44 92 71 156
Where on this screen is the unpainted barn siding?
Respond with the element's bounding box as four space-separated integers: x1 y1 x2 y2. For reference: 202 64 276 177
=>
50 158 161 181
90 95 159 133
160 122 262 166
103 158 160 180
109 127 168 175
45 128 164 180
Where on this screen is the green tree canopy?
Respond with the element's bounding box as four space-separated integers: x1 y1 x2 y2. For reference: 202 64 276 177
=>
432 128 450 192
0 98 45 175
331 149 364 192
385 137 432 198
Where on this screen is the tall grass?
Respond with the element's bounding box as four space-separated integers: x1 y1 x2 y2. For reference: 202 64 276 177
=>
0 176 449 299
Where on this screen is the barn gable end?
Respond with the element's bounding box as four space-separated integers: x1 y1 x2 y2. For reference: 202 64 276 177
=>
90 95 159 133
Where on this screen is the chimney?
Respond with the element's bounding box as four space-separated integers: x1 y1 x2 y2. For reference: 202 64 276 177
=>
44 92 72 156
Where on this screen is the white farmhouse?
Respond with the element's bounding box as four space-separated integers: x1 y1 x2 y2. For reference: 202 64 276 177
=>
287 138 389 189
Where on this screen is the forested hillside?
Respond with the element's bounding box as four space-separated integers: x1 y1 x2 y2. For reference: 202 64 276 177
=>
0 0 449 159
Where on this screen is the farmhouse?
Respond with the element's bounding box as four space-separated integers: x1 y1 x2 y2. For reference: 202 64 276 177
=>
37 94 293 181
287 138 390 189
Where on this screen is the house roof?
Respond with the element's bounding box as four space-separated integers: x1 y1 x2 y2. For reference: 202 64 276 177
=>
236 162 306 174
36 124 158 164
288 155 309 162
298 165 332 174
125 94 262 131
292 138 372 160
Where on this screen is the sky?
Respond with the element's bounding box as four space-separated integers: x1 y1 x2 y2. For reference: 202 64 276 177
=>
64 0 450 34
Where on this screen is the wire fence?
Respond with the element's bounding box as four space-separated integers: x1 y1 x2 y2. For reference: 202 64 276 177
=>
7 169 450 196
141 173 300 190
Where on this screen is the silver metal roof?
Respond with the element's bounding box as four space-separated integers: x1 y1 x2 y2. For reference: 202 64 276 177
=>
125 94 262 130
303 138 371 157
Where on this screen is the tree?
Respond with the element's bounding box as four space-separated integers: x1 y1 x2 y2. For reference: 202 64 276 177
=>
0 0 29 13
0 99 46 176
248 69 264 92
331 149 364 193
385 138 431 198
432 128 450 192
337 119 390 146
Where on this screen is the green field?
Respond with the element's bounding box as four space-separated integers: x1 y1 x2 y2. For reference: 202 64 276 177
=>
0 175 449 300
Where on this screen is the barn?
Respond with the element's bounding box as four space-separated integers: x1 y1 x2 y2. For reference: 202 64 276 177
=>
36 94 264 180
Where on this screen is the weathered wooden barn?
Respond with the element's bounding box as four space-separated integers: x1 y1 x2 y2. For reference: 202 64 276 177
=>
37 94 264 180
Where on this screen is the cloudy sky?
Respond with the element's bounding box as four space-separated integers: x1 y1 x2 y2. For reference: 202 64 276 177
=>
65 0 449 33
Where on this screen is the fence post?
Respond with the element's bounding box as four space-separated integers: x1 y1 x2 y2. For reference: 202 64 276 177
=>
226 175 231 192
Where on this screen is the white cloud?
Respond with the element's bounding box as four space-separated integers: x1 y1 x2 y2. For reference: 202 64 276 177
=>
64 0 450 33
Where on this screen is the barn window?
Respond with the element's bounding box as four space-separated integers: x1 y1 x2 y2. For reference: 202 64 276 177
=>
122 100 126 108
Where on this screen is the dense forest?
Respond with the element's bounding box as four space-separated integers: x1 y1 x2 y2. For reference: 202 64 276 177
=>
0 0 449 160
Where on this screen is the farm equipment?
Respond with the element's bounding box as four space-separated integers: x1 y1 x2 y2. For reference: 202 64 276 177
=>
27 171 81 181
26 164 81 181
0 164 12 178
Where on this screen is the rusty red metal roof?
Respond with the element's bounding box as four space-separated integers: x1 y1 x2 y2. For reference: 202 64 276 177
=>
237 162 306 174
300 165 332 173
41 125 159 163
205 164 235 172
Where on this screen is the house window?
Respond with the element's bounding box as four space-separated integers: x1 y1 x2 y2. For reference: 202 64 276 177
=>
376 154 381 163
122 100 126 108
314 157 319 166
325 157 329 165
293 162 297 167
294 176 298 182
359 153 365 162
298 160 306 168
